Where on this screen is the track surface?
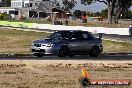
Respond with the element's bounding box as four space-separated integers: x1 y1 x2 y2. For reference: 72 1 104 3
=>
93 34 132 43
0 54 132 60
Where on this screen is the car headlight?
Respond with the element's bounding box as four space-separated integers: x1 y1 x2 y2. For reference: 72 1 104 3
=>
31 44 34 46
46 44 55 47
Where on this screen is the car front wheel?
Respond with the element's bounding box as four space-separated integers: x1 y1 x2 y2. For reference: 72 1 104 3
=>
34 53 43 57
58 46 68 57
89 46 99 57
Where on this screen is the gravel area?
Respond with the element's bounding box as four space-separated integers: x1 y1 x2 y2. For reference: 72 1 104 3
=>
0 60 131 88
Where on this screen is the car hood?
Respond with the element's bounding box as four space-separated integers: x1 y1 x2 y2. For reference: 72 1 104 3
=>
33 39 52 44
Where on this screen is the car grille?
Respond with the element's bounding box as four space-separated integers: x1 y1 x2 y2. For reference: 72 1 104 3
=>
32 49 45 52
34 44 41 47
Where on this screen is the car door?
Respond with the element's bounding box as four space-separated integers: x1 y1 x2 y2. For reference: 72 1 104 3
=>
68 32 83 54
80 32 94 53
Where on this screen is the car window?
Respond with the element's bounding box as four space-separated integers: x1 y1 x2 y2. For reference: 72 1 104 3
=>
71 32 83 40
82 32 94 40
48 32 57 39
82 33 88 39
48 31 72 40
71 32 94 40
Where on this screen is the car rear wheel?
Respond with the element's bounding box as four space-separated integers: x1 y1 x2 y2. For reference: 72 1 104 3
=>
68 54 75 57
58 46 68 57
89 46 99 57
129 31 132 36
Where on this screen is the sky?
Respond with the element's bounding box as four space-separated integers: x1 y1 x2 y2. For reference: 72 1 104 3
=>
55 0 107 12
73 1 107 12
55 0 132 12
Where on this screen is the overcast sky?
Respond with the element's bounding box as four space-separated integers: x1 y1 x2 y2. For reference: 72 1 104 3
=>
56 0 132 12
74 1 107 12
55 0 107 12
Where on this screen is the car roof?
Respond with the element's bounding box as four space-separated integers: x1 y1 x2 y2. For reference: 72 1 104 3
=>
56 30 91 33
57 30 81 32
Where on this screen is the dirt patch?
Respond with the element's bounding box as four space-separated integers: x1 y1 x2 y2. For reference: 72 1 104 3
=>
0 60 131 88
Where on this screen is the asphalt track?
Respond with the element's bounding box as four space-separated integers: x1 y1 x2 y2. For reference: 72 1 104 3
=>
93 34 132 43
0 54 132 60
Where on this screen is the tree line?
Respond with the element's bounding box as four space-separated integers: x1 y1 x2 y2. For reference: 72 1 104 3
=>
0 0 132 24
73 9 132 20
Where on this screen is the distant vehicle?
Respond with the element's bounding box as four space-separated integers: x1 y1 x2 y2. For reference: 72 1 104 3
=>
129 24 132 36
31 30 103 57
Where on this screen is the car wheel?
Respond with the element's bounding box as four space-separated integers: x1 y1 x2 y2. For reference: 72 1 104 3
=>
34 54 43 57
129 31 132 36
58 46 68 57
68 54 75 57
89 46 99 57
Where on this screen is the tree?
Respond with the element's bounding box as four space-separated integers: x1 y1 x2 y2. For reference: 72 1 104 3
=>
73 10 82 18
62 0 77 11
122 9 132 19
56 2 60 9
53 0 60 9
0 0 11 7
113 0 132 23
100 9 108 18
86 12 94 17
94 12 101 17
81 0 132 24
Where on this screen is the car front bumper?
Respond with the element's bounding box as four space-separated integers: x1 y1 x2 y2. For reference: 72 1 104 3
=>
31 46 59 55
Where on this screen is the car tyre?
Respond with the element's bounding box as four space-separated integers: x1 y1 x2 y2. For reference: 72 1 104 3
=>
129 31 132 36
89 46 99 57
58 46 68 57
68 54 75 57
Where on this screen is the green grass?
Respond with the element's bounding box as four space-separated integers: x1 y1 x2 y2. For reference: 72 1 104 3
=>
0 28 132 54
103 40 132 53
1 19 52 24
0 28 49 54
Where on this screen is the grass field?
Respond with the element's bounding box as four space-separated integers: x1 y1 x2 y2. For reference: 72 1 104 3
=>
0 28 132 54
0 28 49 54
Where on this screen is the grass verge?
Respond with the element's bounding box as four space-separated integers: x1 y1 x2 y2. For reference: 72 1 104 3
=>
0 28 49 54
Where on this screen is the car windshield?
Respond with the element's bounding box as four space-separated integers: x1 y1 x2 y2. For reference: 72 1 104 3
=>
48 31 72 40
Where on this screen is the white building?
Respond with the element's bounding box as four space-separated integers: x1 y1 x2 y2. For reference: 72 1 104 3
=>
11 0 51 8
0 0 53 19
